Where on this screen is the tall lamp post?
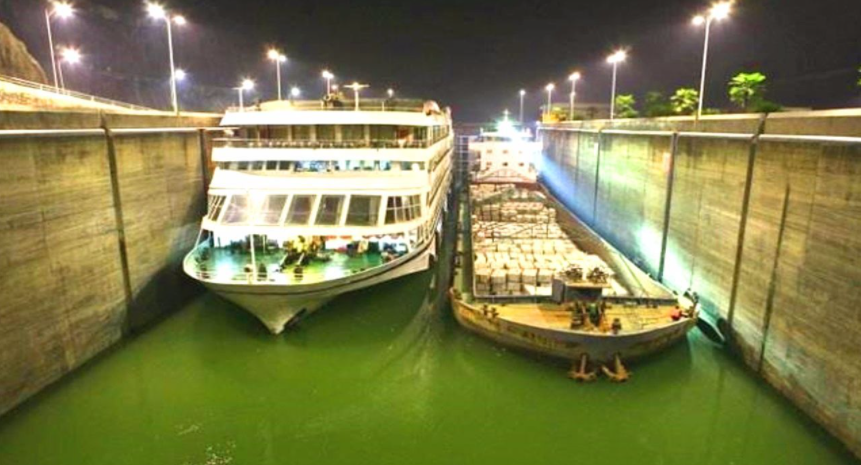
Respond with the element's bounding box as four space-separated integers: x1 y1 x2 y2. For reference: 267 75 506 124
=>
147 2 186 115
44 1 74 91
693 1 732 119
322 70 334 95
57 46 80 91
518 89 526 125
345 82 369 111
544 83 554 120
606 50 627 120
236 78 255 110
568 72 581 120
267 49 287 100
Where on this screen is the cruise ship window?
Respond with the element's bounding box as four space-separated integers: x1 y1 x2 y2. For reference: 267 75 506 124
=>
316 125 335 141
286 195 315 225
293 125 312 141
266 160 278 171
315 195 345 225
409 195 422 219
342 125 364 141
222 195 250 224
251 161 265 171
255 195 288 225
237 161 250 170
346 196 381 226
278 161 293 171
228 161 239 170
370 125 397 142
206 195 227 221
385 195 421 224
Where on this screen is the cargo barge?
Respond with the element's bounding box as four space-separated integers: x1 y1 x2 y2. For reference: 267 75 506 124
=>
450 131 697 381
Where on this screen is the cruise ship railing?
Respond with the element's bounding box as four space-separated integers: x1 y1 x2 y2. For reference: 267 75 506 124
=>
213 138 435 149
226 99 432 114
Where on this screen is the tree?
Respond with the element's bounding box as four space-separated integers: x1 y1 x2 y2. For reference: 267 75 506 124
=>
614 94 639 118
728 72 767 111
644 91 673 117
670 88 699 115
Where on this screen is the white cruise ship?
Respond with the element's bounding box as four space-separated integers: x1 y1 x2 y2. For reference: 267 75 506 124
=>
183 97 454 334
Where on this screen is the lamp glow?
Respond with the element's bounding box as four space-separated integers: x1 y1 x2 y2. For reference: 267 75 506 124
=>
241 79 255 91
60 46 80 64
172 15 186 26
569 72 581 82
175 68 187 82
692 15 706 26
607 50 627 64
146 2 166 19
52 2 74 19
291 86 301 97
710 1 732 20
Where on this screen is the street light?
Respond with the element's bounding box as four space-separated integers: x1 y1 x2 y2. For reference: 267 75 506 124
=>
606 50 627 120
544 83 554 119
174 68 187 82
321 70 334 95
147 2 186 115
518 89 526 124
267 48 287 100
693 1 732 119
568 72 581 120
236 78 255 110
290 86 300 103
345 82 369 111
45 1 75 91
57 46 80 91
387 88 394 98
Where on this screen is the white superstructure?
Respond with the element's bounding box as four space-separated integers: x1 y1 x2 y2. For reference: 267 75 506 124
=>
467 122 540 184
184 98 454 333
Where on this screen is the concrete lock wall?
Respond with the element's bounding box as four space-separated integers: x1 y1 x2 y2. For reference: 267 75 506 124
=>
540 109 861 458
0 111 220 416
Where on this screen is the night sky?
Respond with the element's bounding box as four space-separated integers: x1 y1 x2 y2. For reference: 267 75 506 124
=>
2 0 860 121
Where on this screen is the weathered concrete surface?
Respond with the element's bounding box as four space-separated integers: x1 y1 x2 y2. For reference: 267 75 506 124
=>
0 111 219 416
541 109 861 458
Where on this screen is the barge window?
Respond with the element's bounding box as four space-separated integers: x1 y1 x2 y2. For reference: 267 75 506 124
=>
222 195 250 224
315 195 345 226
254 195 288 225
206 195 227 221
346 195 381 226
286 195 315 225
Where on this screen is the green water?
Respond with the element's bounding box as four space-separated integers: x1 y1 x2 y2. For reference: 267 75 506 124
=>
0 246 857 464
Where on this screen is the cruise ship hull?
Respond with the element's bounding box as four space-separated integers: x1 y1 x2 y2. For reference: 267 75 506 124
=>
188 225 439 334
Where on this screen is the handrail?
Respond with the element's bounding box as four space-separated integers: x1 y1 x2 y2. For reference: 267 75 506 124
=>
0 74 157 112
226 99 432 114
213 138 442 150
